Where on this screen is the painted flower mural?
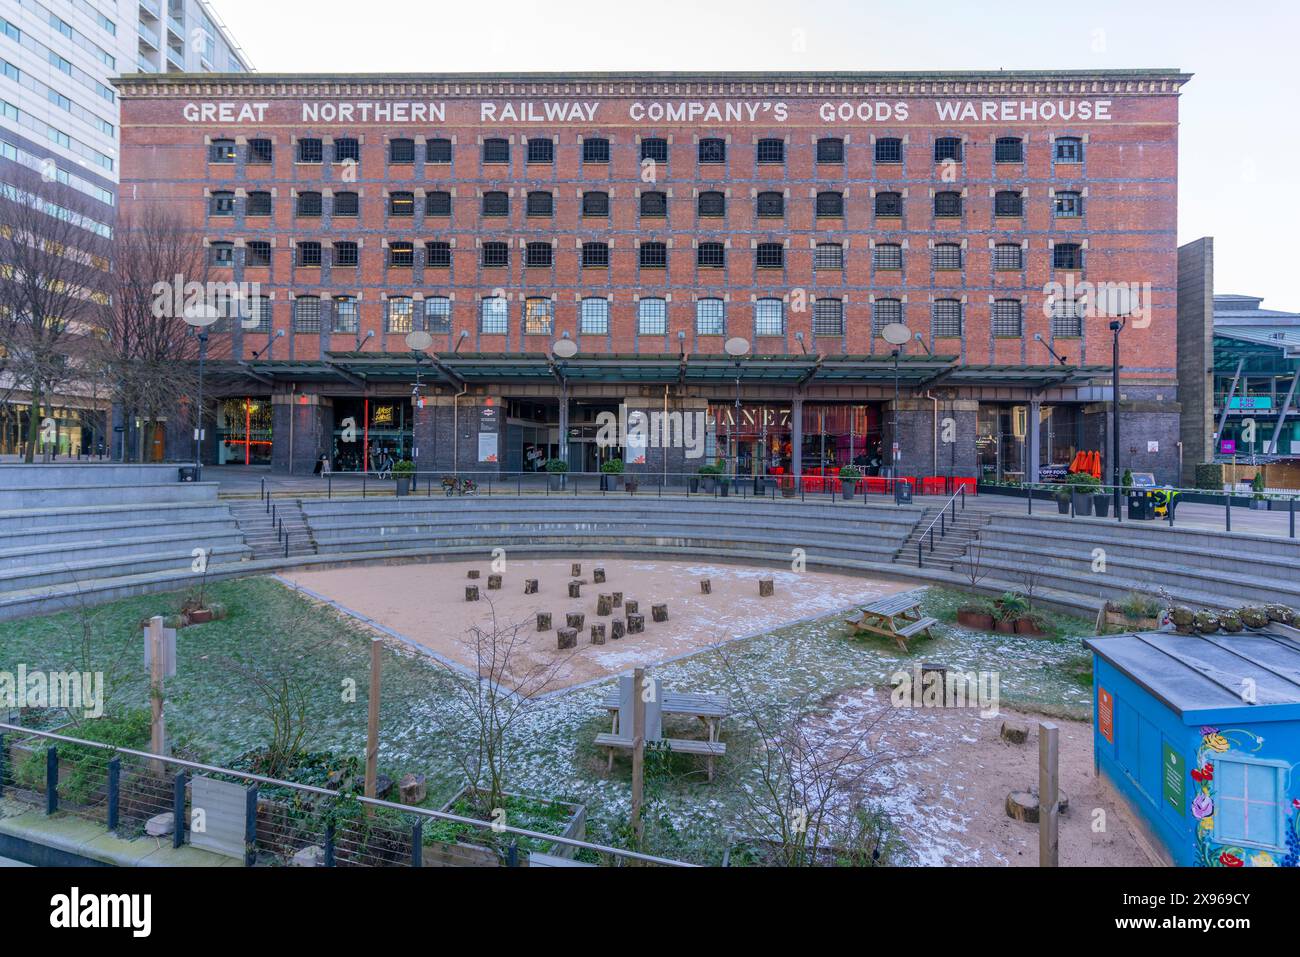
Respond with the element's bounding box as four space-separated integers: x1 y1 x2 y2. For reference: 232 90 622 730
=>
1188 728 1293 868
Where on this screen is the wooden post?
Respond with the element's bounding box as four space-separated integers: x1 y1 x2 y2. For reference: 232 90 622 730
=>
1039 721 1059 867
568 580 582 598
524 579 539 594
536 611 552 631
487 574 502 590
652 604 668 623
631 667 646 847
365 638 382 812
611 619 626 640
700 579 712 594
566 612 585 629
465 586 480 602
147 616 166 774
593 567 606 583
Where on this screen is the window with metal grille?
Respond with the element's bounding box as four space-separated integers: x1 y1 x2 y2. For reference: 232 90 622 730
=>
426 138 452 163
814 243 844 270
873 244 903 270
697 242 725 268
297 192 322 217
640 242 667 268
1050 298 1084 337
995 137 1023 163
698 138 726 163
1054 137 1083 163
389 191 414 217
697 191 725 217
425 191 451 216
992 299 1023 337
527 138 554 163
696 298 724 335
756 243 784 269
756 138 785 164
208 139 236 163
389 138 415 164
641 138 668 163
524 297 553 335
425 241 451 267
638 298 667 335
1054 191 1083 217
934 137 962 162
386 297 413 333
246 296 271 332
425 297 451 332
388 242 414 267
245 241 271 267
932 243 962 270
1212 755 1288 851
934 191 962 217
481 242 509 267
813 299 844 336
874 138 902 164
482 138 509 163
334 138 359 163
209 242 234 266
294 297 321 332
297 138 323 164
480 297 508 334
875 191 902 217
209 191 234 216
872 298 902 334
526 191 553 217
247 192 272 216
333 242 358 267
296 242 321 267
482 191 509 217
932 299 962 337
333 192 359 217
755 298 784 336
525 242 552 267
816 191 844 217
993 243 1023 270
582 242 609 267
333 297 358 333
583 137 610 163
994 191 1023 217
756 191 784 217
582 191 609 216
247 139 272 164
816 138 845 163
640 191 667 217
1053 243 1083 269
581 297 609 333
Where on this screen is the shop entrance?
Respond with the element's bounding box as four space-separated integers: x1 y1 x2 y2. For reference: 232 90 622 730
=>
330 397 412 473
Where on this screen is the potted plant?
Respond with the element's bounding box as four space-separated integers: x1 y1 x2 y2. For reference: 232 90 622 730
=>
1053 484 1071 514
698 462 722 493
779 474 797 498
600 457 625 491
1250 472 1269 509
1103 591 1163 631
838 465 863 501
1067 473 1100 516
956 600 996 631
1094 488 1112 518
393 459 415 497
545 458 568 491
993 591 1029 634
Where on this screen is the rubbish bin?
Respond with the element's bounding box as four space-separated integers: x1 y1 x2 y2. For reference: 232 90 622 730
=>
894 480 913 505
1127 489 1154 520
178 465 199 483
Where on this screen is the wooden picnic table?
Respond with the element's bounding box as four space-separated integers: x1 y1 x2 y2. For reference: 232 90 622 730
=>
596 687 730 781
845 593 938 651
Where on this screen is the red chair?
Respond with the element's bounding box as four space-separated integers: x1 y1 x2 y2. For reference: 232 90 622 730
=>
952 476 977 495
866 476 888 495
921 476 946 496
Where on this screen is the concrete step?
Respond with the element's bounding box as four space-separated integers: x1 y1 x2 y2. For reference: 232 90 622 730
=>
0 531 247 571
0 483 219 510
0 543 251 594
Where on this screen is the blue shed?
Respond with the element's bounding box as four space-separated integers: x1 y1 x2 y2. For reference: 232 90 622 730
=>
1085 629 1300 867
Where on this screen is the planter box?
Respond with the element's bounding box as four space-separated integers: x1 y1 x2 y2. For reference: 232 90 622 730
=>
956 609 995 630
1103 609 1161 631
547 474 567 491
1071 491 1094 516
395 477 411 497
995 619 1018 634
1014 619 1048 637
1093 495 1112 518
1056 499 1071 514
437 785 586 864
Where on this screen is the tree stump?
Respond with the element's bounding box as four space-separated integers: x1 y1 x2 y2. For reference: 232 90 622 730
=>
652 604 668 623
536 612 552 631
1005 788 1069 824
625 600 639 616
467 570 481 579
571 563 582 577
487 574 502 590
557 628 577 650
597 594 613 616
568 581 582 599
627 614 645 634
566 612 585 629
593 567 606 584
1000 722 1029 745
590 624 606 645
611 619 626 640
700 579 712 594
524 579 539 595
465 586 480 602
759 579 775 597
612 592 623 608
398 773 427 805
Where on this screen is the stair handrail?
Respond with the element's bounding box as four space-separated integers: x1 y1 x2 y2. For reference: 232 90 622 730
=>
916 486 966 567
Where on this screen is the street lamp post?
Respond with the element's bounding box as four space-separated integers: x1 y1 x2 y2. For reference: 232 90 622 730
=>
194 330 208 477
880 323 913 502
1110 318 1126 521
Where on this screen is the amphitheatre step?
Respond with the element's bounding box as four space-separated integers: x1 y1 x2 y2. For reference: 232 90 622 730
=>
0 531 247 571
0 464 195 488
0 516 242 551
0 482 219 510
0 543 251 595
228 497 317 560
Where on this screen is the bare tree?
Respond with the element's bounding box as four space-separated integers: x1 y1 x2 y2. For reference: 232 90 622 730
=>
958 539 988 590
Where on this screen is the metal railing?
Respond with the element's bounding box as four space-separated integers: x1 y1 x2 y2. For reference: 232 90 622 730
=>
915 486 968 568
0 722 689 868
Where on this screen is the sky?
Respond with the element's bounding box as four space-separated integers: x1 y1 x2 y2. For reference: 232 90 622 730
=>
212 0 1298 310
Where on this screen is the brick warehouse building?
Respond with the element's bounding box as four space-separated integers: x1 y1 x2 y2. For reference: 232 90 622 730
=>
114 70 1188 484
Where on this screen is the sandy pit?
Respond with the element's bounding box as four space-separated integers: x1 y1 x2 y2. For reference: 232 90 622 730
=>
280 558 910 689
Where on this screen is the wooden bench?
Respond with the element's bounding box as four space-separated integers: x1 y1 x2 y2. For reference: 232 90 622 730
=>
846 593 938 651
594 733 727 782
529 852 596 868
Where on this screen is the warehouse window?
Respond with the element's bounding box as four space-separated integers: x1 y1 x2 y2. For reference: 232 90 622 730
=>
524 297 553 335
296 191 322 218
582 191 609 217
388 242 414 267
209 191 234 216
333 242 358 267
816 137 844 163
995 137 1024 163
426 138 452 164
934 191 962 217
696 298 725 336
698 138 726 163
1054 191 1084 217
994 191 1024 217
639 242 667 268
246 296 271 332
389 191 414 217
425 191 451 216
208 139 236 163
245 241 271 267
1214 756 1288 852
754 298 784 336
333 296 358 333
697 242 725 268
992 299 1023 337
480 296 508 334
755 243 784 269
872 298 902 334
873 243 903 270
334 138 359 163
812 299 843 337
875 191 902 217
525 242 552 267
1053 243 1083 270
582 137 610 163
993 243 1024 270
640 191 667 217
389 138 415 164
210 241 234 266
934 137 962 163
641 138 668 163
481 242 509 267
297 138 323 164
814 243 844 270
580 297 609 333
482 191 509 217
874 137 902 164
293 296 321 332
527 138 554 163
933 300 963 338
1054 136 1083 163
637 297 667 335
816 191 844 218
756 191 784 218
425 241 451 267
425 297 451 333
697 191 725 217
932 243 962 270
482 138 509 163
247 139 272 164
582 242 609 267
526 191 554 217
1050 298 1084 337
333 192 359 217
756 138 785 164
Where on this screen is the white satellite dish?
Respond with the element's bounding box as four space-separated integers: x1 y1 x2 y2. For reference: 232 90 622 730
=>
552 339 578 359
405 331 433 352
1095 284 1133 318
724 336 751 358
181 303 220 328
880 322 912 346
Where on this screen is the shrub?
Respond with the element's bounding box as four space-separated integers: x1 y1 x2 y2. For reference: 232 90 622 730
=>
544 458 569 474
1119 591 1161 620
392 459 415 478
600 458 625 474
1252 472 1266 496
838 465 863 482
698 463 724 476
994 591 1030 621
1194 462 1223 490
